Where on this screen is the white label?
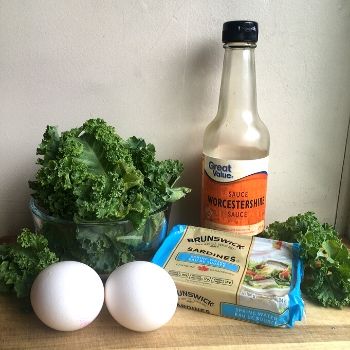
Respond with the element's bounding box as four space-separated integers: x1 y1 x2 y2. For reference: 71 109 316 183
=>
204 156 269 183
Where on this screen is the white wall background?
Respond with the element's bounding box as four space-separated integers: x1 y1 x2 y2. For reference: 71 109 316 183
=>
1 0 350 237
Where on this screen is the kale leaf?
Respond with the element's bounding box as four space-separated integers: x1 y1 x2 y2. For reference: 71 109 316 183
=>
0 229 58 300
261 212 350 308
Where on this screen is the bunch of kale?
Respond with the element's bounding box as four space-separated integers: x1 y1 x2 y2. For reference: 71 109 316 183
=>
29 118 190 226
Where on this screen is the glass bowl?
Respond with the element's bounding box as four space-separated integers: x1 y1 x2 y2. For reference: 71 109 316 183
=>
29 198 171 275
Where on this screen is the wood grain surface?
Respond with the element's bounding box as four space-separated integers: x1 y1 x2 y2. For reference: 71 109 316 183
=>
0 294 349 350
1 236 349 349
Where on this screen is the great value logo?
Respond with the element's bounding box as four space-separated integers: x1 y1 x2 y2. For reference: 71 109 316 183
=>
208 161 233 179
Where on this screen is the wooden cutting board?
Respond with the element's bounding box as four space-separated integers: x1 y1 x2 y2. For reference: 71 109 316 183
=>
0 294 349 350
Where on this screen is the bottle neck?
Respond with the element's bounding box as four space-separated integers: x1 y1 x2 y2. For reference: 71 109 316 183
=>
217 42 258 118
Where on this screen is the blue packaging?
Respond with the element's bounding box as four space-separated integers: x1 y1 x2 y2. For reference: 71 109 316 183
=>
152 225 304 327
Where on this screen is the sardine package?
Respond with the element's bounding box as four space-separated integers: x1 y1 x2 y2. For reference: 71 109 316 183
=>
152 225 304 327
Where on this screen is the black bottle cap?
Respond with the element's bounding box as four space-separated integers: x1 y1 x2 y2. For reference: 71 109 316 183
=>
222 21 258 43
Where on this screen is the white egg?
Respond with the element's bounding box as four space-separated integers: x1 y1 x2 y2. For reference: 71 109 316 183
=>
105 261 178 332
30 261 104 331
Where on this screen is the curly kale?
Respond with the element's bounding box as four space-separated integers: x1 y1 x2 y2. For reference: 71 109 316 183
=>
261 212 350 308
27 118 190 274
29 118 190 227
0 229 58 299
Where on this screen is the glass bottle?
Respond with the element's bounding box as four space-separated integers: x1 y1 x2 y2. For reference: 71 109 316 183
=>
201 21 270 236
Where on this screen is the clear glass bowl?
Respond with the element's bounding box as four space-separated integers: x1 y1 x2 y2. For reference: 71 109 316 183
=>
29 198 171 275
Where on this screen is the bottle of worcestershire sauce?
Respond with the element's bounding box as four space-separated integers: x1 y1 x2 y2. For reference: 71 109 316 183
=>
201 21 270 236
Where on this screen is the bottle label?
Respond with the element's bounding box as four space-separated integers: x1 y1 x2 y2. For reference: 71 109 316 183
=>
201 155 268 235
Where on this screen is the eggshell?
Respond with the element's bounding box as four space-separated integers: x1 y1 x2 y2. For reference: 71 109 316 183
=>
30 261 104 331
105 261 178 332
